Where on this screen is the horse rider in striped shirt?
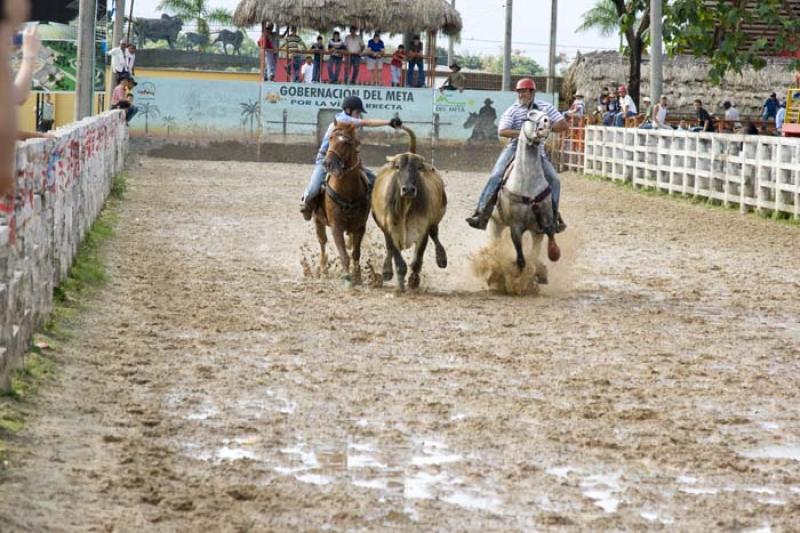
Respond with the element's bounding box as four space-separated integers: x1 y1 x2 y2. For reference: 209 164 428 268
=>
466 78 568 232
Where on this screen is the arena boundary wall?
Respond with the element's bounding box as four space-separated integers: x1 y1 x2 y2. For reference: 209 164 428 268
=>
0 111 128 390
583 126 800 219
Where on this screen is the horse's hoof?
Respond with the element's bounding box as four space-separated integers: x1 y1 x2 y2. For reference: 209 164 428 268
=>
408 273 420 290
547 240 561 262
435 246 448 269
536 275 549 285
352 274 362 286
383 271 394 282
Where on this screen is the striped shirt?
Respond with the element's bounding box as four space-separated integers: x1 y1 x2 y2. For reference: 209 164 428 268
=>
316 112 363 162
499 99 563 147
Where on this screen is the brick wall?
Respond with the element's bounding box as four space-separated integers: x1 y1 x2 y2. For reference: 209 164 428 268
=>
0 111 128 390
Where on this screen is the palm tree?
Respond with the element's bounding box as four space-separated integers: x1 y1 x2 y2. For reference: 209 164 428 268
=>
576 0 624 49
139 103 161 134
157 0 232 39
240 99 260 137
162 115 176 137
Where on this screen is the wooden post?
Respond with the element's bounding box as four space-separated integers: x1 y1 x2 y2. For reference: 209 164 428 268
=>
259 22 266 82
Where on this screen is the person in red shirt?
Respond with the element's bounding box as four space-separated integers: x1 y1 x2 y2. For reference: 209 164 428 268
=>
258 23 279 81
390 45 405 87
111 77 138 123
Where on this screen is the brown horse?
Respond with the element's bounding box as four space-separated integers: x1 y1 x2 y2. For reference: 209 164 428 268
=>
313 121 370 285
372 127 447 291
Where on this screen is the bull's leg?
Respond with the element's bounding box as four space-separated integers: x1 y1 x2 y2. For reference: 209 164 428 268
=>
350 227 365 286
331 225 351 279
382 232 394 282
386 237 408 291
314 218 329 274
510 225 526 272
408 234 430 290
428 224 447 269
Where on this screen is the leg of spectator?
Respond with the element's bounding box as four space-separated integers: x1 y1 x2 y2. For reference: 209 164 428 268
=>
350 56 361 84
313 58 321 82
126 105 138 123
418 60 426 88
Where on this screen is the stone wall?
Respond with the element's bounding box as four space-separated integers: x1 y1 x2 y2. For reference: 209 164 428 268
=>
563 51 797 116
0 111 128 390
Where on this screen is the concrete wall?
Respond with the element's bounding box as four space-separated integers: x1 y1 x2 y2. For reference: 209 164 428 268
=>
583 126 800 218
0 111 128 390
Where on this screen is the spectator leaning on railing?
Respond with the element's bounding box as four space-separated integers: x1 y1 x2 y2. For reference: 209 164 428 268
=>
283 27 306 83
390 45 405 87
344 26 364 84
366 32 384 86
300 55 314 84
407 34 424 88
310 35 324 83
327 31 345 83
258 23 279 81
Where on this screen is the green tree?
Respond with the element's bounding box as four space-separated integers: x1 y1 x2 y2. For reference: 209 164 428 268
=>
664 0 800 83
576 0 624 49
484 50 544 76
609 0 650 107
157 0 232 38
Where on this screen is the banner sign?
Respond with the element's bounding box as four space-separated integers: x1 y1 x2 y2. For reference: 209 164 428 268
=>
261 82 435 139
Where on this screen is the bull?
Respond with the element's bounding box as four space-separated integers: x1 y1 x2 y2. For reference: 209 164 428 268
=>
213 29 244 56
134 14 182 49
372 127 448 291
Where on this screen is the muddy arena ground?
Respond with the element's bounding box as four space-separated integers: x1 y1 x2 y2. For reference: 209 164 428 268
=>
0 155 799 531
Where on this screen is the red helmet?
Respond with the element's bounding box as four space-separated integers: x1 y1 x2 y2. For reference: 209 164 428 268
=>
516 78 536 91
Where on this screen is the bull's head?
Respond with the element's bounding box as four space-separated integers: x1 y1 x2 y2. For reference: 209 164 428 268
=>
324 121 359 178
386 153 434 199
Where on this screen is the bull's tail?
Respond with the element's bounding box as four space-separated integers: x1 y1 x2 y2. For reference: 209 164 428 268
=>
401 126 416 154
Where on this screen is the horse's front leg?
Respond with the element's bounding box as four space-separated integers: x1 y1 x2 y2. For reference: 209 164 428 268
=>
314 218 329 274
530 233 548 284
408 233 429 290
350 226 365 286
331 225 351 280
510 225 526 272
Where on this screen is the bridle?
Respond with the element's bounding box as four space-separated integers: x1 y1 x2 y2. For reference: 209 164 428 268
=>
326 134 361 174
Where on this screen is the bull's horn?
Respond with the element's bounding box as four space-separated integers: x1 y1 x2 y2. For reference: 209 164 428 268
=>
401 126 416 154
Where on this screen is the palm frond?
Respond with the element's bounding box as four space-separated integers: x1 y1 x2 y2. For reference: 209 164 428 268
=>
207 7 233 24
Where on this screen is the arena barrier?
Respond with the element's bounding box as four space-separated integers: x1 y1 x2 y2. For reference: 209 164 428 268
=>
583 126 800 218
0 111 128 390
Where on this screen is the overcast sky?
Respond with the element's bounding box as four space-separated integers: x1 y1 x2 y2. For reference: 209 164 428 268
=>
132 0 620 66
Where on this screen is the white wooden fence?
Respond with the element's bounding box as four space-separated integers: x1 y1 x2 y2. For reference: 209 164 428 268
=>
583 126 800 219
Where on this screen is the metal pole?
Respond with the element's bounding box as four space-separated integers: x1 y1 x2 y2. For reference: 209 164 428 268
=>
502 0 512 91
127 0 135 42
650 0 663 103
546 0 557 95
447 0 455 66
113 0 125 45
75 0 97 120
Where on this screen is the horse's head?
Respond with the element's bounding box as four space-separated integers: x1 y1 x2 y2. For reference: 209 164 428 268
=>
463 112 478 129
386 152 433 199
324 121 360 177
521 109 551 146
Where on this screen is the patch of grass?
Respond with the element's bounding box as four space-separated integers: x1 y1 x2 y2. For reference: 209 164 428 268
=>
1 172 125 470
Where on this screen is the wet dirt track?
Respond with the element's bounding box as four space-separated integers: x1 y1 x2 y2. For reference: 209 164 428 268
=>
1 156 799 531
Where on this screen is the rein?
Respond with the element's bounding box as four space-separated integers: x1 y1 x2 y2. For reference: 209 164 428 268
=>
323 135 367 211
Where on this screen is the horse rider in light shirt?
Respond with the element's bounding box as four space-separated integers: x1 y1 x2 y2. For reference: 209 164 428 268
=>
466 78 568 232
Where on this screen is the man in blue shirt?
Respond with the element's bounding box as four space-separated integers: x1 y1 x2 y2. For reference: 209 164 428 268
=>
762 92 779 121
300 96 402 220
466 78 568 232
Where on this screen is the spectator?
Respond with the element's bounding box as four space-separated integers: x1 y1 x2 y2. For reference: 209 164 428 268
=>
390 45 405 87
744 121 759 135
722 101 741 131
126 43 137 76
366 32 384 86
344 26 364 84
677 119 689 131
614 85 637 127
602 90 619 126
776 100 786 134
283 27 305 82
692 99 715 132
641 95 652 123
597 87 609 111
439 63 465 93
310 35 324 82
108 38 129 87
111 76 138 123
38 93 54 132
327 31 345 83
258 23 279 81
300 55 315 83
407 34 424 88
565 94 585 120
652 95 669 129
761 92 779 121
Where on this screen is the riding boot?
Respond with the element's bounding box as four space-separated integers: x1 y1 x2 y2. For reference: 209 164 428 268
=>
554 212 567 233
300 195 315 221
466 190 499 230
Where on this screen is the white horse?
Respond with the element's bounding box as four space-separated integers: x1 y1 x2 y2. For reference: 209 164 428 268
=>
490 109 561 280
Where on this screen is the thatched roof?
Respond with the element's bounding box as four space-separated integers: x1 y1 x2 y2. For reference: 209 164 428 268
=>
233 0 462 36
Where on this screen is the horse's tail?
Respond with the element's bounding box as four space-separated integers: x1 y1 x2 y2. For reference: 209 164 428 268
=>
401 126 416 154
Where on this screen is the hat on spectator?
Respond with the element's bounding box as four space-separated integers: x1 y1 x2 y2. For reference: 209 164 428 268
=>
449 63 461 71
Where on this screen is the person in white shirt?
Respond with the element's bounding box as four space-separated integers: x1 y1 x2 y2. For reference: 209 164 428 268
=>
125 43 136 75
344 26 364 84
614 85 637 127
722 100 741 131
300 55 315 83
776 101 786 133
653 95 669 129
108 39 129 86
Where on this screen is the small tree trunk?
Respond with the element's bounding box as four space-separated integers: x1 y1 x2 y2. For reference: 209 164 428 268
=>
628 37 643 109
